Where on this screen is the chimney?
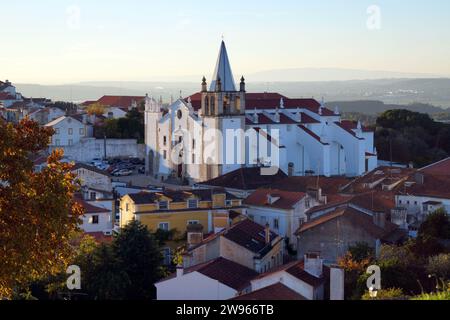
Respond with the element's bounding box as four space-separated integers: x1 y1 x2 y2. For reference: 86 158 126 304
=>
176 264 184 278
265 223 270 244
330 266 345 300
414 172 425 184
373 212 386 229
304 253 323 278
187 224 204 248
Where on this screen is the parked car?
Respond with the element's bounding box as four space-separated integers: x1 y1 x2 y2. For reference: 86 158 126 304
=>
113 169 133 177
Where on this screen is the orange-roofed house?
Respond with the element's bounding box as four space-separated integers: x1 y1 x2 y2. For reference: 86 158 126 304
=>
243 188 320 251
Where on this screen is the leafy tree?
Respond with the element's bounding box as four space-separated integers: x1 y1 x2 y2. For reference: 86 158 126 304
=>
426 254 450 281
112 220 164 300
86 103 107 116
81 244 131 300
348 242 374 262
0 119 83 298
94 109 144 143
418 209 450 240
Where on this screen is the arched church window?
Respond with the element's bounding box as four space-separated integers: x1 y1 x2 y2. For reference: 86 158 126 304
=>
210 97 215 114
204 96 209 115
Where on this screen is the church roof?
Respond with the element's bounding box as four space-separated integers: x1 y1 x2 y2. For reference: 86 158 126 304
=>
209 41 237 92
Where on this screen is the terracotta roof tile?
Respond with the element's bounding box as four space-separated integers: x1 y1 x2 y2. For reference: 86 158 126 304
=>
200 167 287 190
222 219 279 254
420 157 450 176
244 188 306 210
231 283 307 300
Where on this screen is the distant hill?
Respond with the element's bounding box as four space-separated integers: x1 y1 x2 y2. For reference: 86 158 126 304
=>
325 101 446 115
15 78 450 110
246 68 443 82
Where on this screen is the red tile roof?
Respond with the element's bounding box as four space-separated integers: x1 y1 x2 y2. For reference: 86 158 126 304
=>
96 95 145 108
420 157 450 176
252 260 325 288
159 257 258 291
200 166 287 190
271 176 351 194
76 199 110 214
231 283 307 300
244 188 306 210
401 173 450 198
298 125 328 145
222 219 280 255
298 206 398 240
186 92 335 116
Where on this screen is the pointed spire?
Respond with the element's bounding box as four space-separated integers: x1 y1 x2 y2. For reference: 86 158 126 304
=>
210 41 236 92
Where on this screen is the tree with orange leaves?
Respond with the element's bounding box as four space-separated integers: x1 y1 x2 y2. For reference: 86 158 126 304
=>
0 118 84 298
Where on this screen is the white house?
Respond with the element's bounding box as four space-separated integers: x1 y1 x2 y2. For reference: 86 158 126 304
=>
45 116 91 147
71 163 113 199
241 254 326 300
244 188 320 250
233 254 345 300
76 198 113 234
144 41 377 183
156 257 258 300
103 106 128 119
395 170 450 224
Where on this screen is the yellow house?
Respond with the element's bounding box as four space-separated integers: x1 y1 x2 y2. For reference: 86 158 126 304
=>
120 189 244 238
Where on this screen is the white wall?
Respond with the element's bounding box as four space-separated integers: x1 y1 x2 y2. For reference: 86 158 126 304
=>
51 138 145 162
251 270 317 300
79 211 112 233
156 271 238 300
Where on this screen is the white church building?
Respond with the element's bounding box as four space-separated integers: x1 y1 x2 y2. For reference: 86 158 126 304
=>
144 41 377 183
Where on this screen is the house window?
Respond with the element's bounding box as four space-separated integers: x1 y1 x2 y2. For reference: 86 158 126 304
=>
192 139 195 149
163 136 167 146
90 215 99 224
187 199 198 209
399 200 402 204
192 153 195 164
55 128 60 134
126 203 129 211
90 192 96 200
68 139 73 146
299 218 305 225
225 200 232 207
68 128 73 135
158 222 169 231
163 150 167 160
55 139 60 146
273 218 279 230
79 128 85 136
187 220 199 225
178 136 182 143
261 216 267 225
159 201 168 210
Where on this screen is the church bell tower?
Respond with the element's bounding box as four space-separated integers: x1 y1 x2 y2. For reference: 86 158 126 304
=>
200 41 246 181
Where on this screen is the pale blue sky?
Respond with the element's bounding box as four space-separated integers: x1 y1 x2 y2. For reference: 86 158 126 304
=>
1 0 450 83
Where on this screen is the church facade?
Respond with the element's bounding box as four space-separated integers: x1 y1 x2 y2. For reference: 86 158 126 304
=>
144 41 377 183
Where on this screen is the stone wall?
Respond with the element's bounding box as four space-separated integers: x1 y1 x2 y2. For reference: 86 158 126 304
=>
50 138 145 162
